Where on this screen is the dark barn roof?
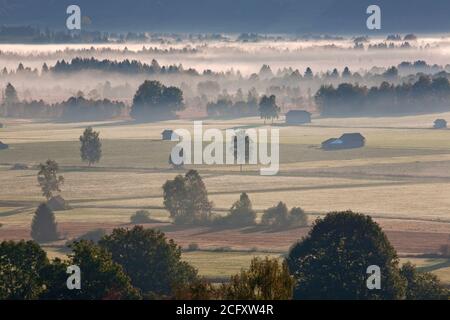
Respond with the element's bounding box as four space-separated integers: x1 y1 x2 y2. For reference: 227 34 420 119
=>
285 110 311 124
339 133 365 141
322 133 365 150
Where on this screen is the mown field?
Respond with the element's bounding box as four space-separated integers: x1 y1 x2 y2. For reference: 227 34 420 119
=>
1 113 450 283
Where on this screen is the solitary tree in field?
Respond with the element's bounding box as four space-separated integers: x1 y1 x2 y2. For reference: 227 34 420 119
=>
258 95 280 124
80 127 102 166
37 160 64 200
232 133 251 172
31 204 59 243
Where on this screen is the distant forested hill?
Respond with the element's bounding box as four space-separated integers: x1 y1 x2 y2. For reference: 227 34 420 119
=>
0 0 449 34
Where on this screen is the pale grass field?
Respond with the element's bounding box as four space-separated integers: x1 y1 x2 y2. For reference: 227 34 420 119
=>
205 182 450 220
1 114 450 283
40 248 450 284
181 251 282 278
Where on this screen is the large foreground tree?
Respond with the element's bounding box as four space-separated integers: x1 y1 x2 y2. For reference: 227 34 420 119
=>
0 241 49 299
99 226 197 297
287 211 406 300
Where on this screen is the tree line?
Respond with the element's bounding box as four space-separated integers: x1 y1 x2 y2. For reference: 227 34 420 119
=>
1 83 125 120
316 75 450 116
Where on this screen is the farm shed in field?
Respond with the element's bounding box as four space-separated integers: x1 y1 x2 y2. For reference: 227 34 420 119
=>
322 133 365 150
0 141 8 150
285 110 311 125
161 129 178 140
434 119 447 129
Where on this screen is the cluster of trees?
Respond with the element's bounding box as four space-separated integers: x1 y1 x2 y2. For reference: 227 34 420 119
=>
1 83 125 120
261 202 308 228
259 94 281 123
130 80 185 120
51 58 198 76
163 172 307 229
163 170 213 224
0 83 54 118
213 193 257 227
58 95 125 121
2 212 448 300
1 226 194 299
0 25 108 44
316 76 450 116
206 92 281 122
206 92 258 118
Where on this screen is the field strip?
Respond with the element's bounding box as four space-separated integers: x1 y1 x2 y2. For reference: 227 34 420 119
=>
57 180 407 206
279 153 450 170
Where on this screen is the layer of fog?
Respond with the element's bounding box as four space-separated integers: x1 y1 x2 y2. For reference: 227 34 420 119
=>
2 36 450 111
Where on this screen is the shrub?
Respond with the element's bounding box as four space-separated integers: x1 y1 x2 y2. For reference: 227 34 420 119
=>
261 202 308 228
130 210 153 224
187 243 200 251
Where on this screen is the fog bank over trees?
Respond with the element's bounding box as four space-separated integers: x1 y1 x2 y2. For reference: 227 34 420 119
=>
3 38 450 119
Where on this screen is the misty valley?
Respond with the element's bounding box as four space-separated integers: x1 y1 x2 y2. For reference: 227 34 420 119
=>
1 3 450 304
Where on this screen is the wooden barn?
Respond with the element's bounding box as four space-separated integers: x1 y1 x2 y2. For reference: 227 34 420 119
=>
285 110 311 125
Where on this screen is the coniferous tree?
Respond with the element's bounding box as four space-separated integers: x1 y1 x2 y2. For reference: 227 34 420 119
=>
31 204 59 243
